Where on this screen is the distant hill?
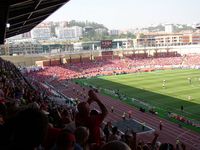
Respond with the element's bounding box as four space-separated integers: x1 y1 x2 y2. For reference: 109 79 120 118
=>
68 20 108 30
143 25 165 32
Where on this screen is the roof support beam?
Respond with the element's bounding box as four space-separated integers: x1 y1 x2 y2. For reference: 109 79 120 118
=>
24 0 44 25
0 2 9 44
9 0 68 20
10 13 50 27
9 0 32 6
8 20 41 33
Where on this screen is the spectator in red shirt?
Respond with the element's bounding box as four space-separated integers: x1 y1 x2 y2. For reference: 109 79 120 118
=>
75 90 108 145
75 126 90 150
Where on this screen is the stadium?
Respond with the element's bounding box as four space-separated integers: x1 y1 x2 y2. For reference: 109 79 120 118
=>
0 0 200 150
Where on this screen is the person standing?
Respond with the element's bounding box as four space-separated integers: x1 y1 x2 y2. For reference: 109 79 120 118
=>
142 122 145 131
128 110 132 119
159 121 163 130
111 106 114 113
162 80 166 88
103 121 112 142
188 95 191 101
122 112 126 120
75 90 108 145
181 105 183 112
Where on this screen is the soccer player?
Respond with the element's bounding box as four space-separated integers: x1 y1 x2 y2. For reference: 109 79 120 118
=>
162 80 166 88
188 77 191 84
162 83 165 88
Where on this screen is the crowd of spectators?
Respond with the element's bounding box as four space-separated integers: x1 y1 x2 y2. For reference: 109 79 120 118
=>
26 54 200 82
0 55 194 150
182 54 200 65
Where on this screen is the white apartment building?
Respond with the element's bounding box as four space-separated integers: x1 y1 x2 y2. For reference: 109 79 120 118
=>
165 24 174 33
31 26 51 40
55 26 82 39
155 34 183 46
109 29 119 36
95 28 107 34
72 26 83 37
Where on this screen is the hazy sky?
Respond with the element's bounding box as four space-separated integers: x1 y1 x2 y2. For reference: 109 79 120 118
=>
46 0 200 29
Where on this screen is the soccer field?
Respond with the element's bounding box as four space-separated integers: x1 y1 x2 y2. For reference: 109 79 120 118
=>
76 69 200 121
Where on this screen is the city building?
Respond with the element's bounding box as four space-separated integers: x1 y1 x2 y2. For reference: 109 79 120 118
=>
165 24 174 33
109 29 119 36
155 34 182 46
22 32 32 38
182 33 200 45
95 28 107 34
8 39 43 55
55 26 82 40
134 32 200 47
31 24 51 40
134 35 156 47
72 26 83 38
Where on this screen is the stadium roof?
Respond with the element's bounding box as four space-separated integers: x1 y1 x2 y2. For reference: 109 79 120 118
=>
0 0 70 44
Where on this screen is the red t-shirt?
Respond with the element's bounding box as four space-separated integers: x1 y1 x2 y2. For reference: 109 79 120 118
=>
75 114 104 144
44 127 61 149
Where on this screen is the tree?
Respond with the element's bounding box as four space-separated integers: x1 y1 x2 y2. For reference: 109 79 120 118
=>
139 33 145 38
126 32 136 39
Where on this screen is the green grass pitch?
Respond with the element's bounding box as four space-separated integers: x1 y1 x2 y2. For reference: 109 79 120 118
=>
76 69 200 122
